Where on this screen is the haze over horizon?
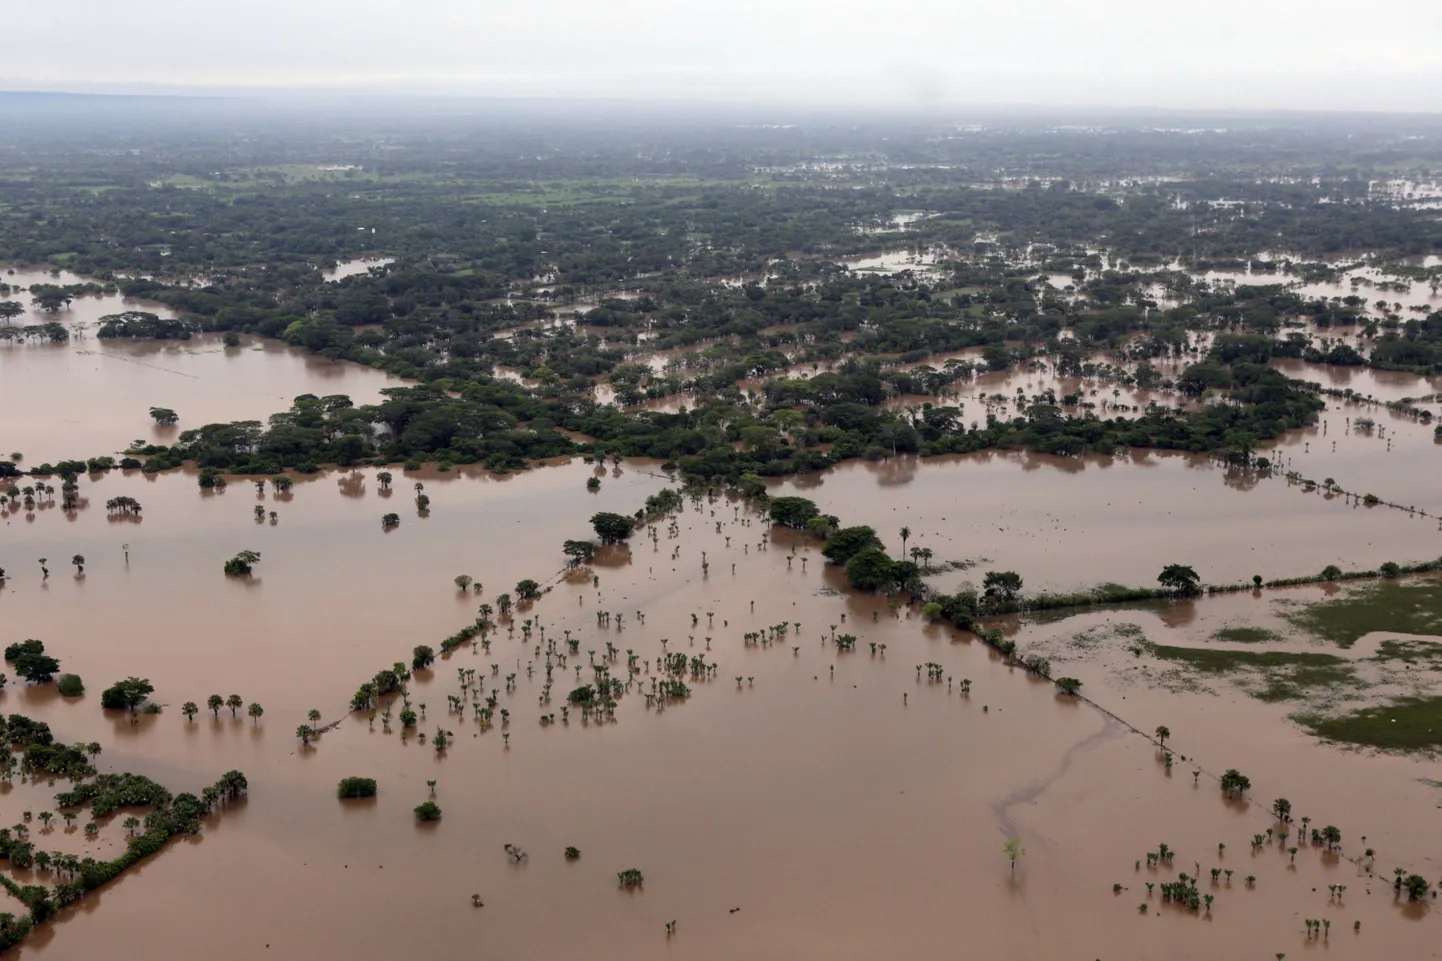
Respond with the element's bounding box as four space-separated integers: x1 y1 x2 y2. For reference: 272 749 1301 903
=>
6 0 1442 113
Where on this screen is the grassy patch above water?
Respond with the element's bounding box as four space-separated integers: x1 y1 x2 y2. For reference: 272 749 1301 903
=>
1299 697 1442 751
1211 627 1282 644
1147 644 1346 673
1372 638 1442 665
1286 579 1442 647
1146 644 1356 702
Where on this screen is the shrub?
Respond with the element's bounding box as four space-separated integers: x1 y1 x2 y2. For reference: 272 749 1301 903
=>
414 801 442 822
56 674 84 697
337 777 377 799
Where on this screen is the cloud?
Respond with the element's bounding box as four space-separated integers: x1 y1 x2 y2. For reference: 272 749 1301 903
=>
6 0 1441 110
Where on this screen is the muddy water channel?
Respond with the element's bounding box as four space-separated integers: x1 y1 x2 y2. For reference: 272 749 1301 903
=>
1 449 1439 958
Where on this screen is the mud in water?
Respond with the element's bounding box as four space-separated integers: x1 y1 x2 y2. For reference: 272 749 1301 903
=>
2 453 1440 959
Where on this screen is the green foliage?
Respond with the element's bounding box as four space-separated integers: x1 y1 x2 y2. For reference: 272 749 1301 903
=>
1210 627 1281 644
1287 579 1442 647
411 646 436 671
515 579 541 601
3 639 44 662
55 772 173 817
223 549 261 576
1157 564 1201 595
1219 768 1251 797
563 539 597 565
100 677 154 712
843 548 919 594
1054 676 1083 694
983 571 1024 603
1 714 53 747
1404 874 1431 900
22 743 93 779
414 801 442 821
768 496 820 529
56 673 84 697
338 777 378 799
1301 696 1442 751
8 640 60 684
822 526 883 565
590 512 634 545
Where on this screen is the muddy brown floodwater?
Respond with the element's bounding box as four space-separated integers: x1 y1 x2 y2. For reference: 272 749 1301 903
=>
1 447 1440 959
1 266 408 465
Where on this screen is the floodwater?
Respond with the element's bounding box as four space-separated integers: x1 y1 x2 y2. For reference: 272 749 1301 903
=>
768 450 1442 594
1 450 1440 959
324 258 395 281
3 268 1442 957
1 265 407 465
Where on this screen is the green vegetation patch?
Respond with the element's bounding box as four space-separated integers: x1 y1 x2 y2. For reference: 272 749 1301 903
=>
1299 696 1442 751
1286 579 1442 648
1372 638 1442 665
1146 644 1356 703
1211 626 1282 644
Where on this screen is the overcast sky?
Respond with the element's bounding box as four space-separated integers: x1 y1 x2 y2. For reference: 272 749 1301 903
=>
6 0 1442 112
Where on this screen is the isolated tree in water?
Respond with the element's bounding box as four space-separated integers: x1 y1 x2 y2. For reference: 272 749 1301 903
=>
1157 564 1201 596
1004 838 1026 872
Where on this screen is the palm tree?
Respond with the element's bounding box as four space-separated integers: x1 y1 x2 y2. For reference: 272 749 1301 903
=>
226 694 243 717
899 526 911 560
182 701 198 722
62 812 77 829
308 709 322 728
248 702 264 724
122 816 140 836
72 554 85 574
1155 725 1170 746
296 724 315 746
1004 837 1025 872
377 471 392 490
207 694 223 717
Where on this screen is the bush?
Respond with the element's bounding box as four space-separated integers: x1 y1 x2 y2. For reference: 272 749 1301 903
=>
56 674 84 697
414 801 442 821
337 777 377 799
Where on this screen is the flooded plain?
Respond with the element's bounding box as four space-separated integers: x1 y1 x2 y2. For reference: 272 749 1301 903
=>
1 448 1440 958
3 268 1442 957
1 268 406 465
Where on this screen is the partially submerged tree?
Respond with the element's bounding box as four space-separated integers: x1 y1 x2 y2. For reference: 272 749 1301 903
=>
1157 564 1201 596
100 677 154 712
223 550 261 576
1220 768 1251 798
